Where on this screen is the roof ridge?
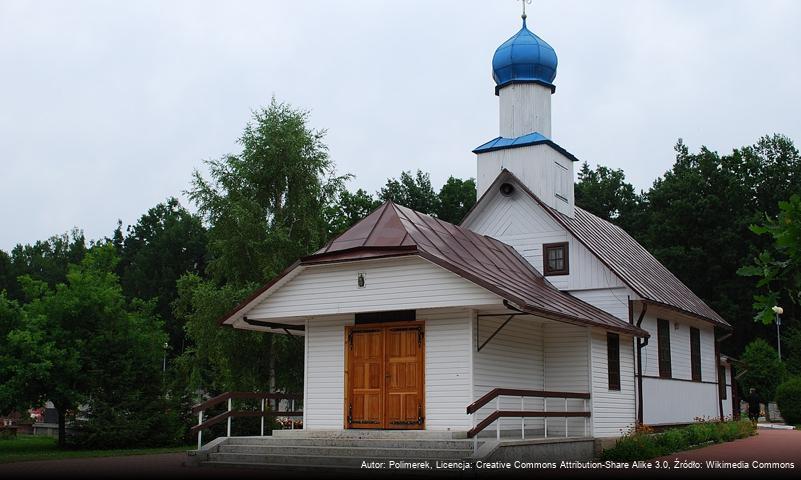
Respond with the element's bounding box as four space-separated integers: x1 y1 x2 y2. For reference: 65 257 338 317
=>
362 201 392 246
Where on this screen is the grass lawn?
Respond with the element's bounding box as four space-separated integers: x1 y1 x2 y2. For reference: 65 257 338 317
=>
0 435 190 464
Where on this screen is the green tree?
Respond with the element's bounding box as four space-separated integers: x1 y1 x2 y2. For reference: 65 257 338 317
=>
188 97 347 286
738 338 787 402
738 194 801 325
326 188 381 235
0 250 14 298
437 176 476 224
116 197 207 355
378 170 440 215
174 274 272 393
574 162 642 232
639 136 801 354
0 245 173 447
179 98 339 395
7 229 86 301
783 327 801 376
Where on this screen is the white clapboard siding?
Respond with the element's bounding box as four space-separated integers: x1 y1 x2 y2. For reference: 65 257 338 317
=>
590 328 637 438
498 82 553 138
638 311 721 424
304 314 353 429
569 287 633 322
543 322 591 436
639 314 717 382
423 308 474 431
643 378 719 424
476 144 574 216
247 256 501 319
463 188 624 291
472 314 546 433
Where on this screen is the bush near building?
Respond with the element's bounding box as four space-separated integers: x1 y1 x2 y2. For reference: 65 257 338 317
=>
775 377 801 426
599 420 756 461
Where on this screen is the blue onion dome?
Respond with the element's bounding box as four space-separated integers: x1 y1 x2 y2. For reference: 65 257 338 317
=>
492 17 558 93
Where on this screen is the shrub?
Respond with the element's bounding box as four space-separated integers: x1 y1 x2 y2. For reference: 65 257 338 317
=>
739 339 787 402
655 428 686 453
599 420 755 462
600 431 662 461
775 377 801 425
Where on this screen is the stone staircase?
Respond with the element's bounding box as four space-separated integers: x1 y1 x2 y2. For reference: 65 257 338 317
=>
194 430 479 472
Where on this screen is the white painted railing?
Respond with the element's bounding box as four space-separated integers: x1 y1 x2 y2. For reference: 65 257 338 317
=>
466 388 591 450
191 392 303 449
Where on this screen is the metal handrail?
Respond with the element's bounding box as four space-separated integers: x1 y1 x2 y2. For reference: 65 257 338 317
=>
466 388 591 442
192 391 303 449
467 388 590 415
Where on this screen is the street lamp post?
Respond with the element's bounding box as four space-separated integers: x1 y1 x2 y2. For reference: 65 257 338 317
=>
772 306 783 360
163 342 169 373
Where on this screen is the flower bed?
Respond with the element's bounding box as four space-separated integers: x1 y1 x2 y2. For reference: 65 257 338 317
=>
599 419 756 461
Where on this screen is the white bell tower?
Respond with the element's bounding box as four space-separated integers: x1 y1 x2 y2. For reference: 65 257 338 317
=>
475 10 575 217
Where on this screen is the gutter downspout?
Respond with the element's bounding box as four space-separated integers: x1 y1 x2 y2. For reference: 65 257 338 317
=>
631 300 648 425
715 330 733 421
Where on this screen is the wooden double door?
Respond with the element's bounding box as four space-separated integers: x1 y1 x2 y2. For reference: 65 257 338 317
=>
345 321 425 429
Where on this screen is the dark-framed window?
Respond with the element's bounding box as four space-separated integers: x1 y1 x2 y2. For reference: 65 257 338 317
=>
690 327 702 382
607 332 621 391
718 365 727 399
543 242 569 276
657 319 672 378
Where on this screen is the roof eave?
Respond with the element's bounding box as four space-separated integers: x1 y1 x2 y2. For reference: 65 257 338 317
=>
638 299 732 330
215 260 303 326
416 250 647 338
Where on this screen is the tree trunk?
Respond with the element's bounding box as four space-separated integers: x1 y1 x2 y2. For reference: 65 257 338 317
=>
56 406 66 448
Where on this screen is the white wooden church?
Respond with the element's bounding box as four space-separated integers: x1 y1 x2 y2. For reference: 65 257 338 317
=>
210 10 734 463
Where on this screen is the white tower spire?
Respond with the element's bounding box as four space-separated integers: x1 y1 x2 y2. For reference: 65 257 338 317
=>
475 8 575 217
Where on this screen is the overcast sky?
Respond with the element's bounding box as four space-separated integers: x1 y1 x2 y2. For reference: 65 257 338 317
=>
1 0 800 251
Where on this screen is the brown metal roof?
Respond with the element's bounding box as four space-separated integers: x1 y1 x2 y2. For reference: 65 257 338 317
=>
561 207 730 327
306 202 647 336
468 171 729 329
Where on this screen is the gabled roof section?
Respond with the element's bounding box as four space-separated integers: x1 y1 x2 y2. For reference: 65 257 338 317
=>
560 207 730 328
220 201 647 337
465 170 730 329
304 202 645 336
473 132 579 161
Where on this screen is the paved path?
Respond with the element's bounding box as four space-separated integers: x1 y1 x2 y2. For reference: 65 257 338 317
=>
0 452 313 479
655 427 801 464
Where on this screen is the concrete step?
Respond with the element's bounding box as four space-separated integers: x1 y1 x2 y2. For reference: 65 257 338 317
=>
207 452 466 468
271 429 466 440
201 461 453 477
222 437 477 450
216 444 473 459
201 461 360 473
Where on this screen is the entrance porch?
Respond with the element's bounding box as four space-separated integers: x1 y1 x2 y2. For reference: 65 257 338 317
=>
194 303 635 452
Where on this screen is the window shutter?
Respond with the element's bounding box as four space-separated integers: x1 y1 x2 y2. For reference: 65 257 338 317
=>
607 333 621 391
657 319 672 378
690 327 701 382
